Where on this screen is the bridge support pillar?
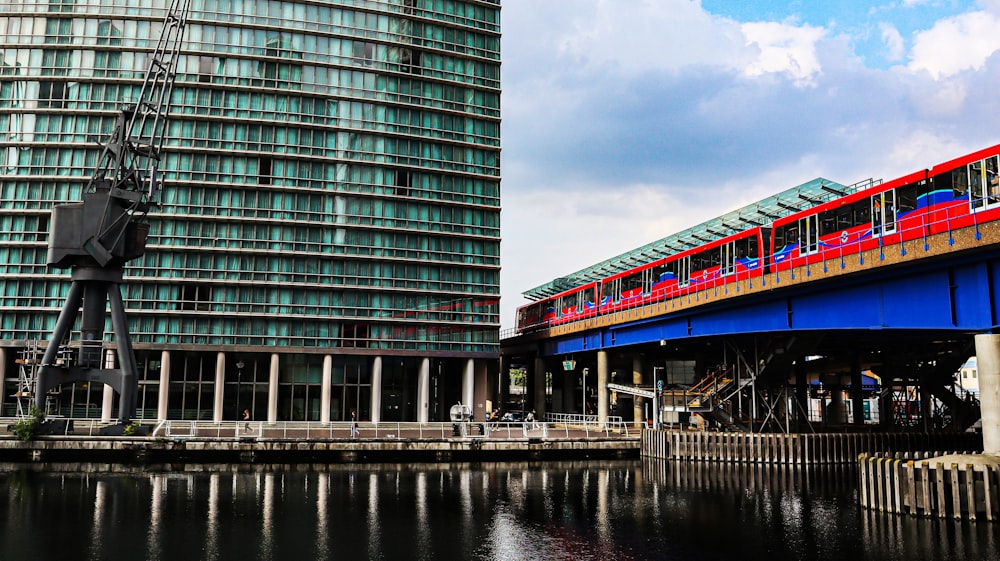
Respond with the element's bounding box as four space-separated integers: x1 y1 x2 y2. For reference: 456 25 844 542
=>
974 334 1000 454
533 356 547 418
633 355 645 430
851 354 865 425
371 356 382 424
498 354 511 415
597 351 609 426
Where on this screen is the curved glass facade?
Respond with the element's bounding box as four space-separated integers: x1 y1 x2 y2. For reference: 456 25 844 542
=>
0 0 501 422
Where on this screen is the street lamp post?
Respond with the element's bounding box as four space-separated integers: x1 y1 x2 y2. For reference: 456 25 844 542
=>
235 360 245 420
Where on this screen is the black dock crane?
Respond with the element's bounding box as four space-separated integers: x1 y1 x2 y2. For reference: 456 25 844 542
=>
35 0 191 425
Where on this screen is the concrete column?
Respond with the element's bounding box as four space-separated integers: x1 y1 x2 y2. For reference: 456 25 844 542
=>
474 359 489 420
564 368 577 414
533 356 547 418
101 349 115 422
157 350 171 420
463 358 475 410
417 357 430 423
597 351 609 425
632 355 645 429
851 355 865 425
267 353 279 423
974 334 1000 454
213 351 226 423
826 380 847 425
0 348 6 412
498 355 511 412
371 356 383 424
320 355 332 423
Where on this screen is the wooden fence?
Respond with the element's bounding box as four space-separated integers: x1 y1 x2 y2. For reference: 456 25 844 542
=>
859 452 1000 521
641 429 983 465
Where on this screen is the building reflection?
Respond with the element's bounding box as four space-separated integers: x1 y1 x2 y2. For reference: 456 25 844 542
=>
0 461 996 561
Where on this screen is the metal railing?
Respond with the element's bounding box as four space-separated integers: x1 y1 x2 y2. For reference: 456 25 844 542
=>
0 418 636 441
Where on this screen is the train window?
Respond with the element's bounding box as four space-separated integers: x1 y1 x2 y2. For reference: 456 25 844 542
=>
799 215 819 254
819 210 837 236
853 200 870 226
836 207 852 230
721 242 735 276
871 191 896 236
897 182 920 213
972 155 1000 211
677 256 690 287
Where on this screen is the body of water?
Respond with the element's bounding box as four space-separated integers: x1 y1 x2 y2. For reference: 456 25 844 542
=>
1 460 997 561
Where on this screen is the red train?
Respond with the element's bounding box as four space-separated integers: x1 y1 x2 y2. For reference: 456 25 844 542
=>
516 144 1000 333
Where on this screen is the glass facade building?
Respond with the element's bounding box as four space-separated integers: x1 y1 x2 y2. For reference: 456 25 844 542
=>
0 0 501 423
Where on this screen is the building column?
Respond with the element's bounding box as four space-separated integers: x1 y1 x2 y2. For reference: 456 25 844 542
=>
474 358 489 420
974 334 1000 454
417 357 430 423
498 355 511 413
564 366 578 414
597 350 609 426
533 356 547 418
213 351 226 423
157 350 171 420
267 353 279 423
101 349 116 422
320 354 332 424
632 355 645 429
463 358 475 409
851 355 865 425
0 348 6 412
371 356 383 424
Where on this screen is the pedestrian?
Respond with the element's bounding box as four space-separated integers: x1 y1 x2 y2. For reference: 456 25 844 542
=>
242 408 251 431
526 410 540 430
350 410 360 438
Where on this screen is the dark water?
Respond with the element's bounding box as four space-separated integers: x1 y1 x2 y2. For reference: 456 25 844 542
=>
0 460 997 561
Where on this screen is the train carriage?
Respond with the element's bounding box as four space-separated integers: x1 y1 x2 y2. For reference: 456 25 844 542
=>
599 227 769 314
514 143 1000 334
770 143 1000 272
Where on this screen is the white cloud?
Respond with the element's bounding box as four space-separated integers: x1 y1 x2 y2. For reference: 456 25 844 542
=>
908 11 1000 78
879 23 905 62
554 0 749 75
498 0 1000 328
742 21 827 86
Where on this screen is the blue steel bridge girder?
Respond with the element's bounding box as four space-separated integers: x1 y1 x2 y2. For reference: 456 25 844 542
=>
537 247 1000 358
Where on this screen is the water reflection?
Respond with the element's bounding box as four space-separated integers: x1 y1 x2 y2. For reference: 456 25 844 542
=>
0 461 997 561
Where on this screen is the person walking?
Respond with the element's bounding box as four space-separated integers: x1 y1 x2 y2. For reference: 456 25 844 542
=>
350 410 360 438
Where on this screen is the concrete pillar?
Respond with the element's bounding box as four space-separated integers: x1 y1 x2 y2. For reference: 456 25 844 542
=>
320 354 332 423
417 357 430 423
371 356 383 424
213 351 226 423
499 356 511 413
974 334 1000 454
101 349 115 421
474 359 489 420
851 355 865 425
463 358 475 410
632 355 644 429
267 353 279 423
533 356 547 418
0 348 6 412
157 350 171 420
564 368 577 414
826 381 847 425
794 360 808 426
597 351 609 425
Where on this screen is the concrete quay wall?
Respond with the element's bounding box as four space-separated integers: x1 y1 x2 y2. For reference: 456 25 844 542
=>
0 436 641 464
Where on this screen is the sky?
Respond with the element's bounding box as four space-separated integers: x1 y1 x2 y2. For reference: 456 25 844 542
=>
498 0 1000 330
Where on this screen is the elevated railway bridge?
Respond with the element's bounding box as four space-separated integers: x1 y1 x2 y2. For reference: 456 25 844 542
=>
501 178 1000 443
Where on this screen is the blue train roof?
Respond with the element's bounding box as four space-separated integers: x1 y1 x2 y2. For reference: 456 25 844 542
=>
523 176 864 301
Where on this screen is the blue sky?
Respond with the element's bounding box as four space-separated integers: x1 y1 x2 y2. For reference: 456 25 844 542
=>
498 0 1000 329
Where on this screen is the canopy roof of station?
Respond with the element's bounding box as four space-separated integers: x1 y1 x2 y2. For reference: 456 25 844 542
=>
522 176 869 301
